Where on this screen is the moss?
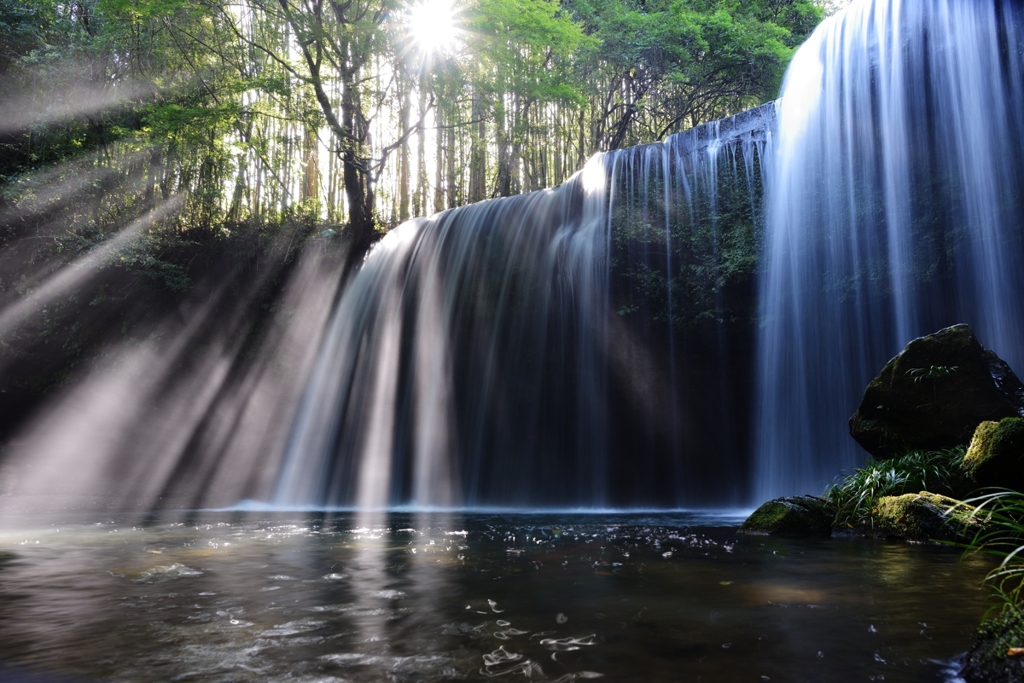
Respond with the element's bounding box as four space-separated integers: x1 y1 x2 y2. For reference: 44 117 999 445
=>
873 492 976 542
963 609 1024 683
964 420 1000 468
963 418 1024 490
739 496 834 536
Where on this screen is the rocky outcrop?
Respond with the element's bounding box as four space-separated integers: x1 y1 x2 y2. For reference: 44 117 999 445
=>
962 609 1024 683
963 418 1024 491
739 495 834 536
849 324 1024 460
873 492 977 543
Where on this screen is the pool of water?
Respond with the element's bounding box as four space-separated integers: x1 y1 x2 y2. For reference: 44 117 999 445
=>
0 510 994 682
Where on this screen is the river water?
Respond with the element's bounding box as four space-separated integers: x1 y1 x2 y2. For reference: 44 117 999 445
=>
0 511 993 682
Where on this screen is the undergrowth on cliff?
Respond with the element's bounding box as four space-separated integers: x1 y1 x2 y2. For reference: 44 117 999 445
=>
826 446 966 528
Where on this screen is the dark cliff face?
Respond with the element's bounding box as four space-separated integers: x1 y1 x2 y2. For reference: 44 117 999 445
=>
849 324 1024 460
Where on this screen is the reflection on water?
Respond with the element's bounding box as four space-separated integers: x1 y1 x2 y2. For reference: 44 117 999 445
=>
0 512 993 682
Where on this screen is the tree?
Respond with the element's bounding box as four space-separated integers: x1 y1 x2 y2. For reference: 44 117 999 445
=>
567 0 822 149
212 0 432 252
463 0 591 196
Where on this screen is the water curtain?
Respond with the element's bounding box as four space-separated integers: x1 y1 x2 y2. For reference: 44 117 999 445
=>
276 106 773 509
755 0 1024 498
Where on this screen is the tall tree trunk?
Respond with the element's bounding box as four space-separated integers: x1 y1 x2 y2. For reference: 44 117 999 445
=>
303 125 319 209
434 106 445 211
398 74 411 222
144 145 162 207
327 132 337 222
414 83 427 216
445 121 456 208
578 108 586 171
468 85 486 203
227 154 246 222
334 61 376 252
494 96 511 197
510 95 522 195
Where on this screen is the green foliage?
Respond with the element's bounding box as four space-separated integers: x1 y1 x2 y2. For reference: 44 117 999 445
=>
825 446 966 529
960 491 1024 612
906 364 959 383
565 0 822 147
0 0 828 244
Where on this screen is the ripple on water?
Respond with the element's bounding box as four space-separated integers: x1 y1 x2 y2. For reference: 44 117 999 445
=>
135 563 203 582
259 618 326 637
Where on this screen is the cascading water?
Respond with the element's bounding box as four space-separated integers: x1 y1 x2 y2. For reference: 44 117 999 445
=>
274 155 614 509
274 105 773 509
10 0 1024 516
755 0 1024 499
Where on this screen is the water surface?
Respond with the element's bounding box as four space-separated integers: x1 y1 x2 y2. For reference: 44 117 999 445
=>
0 511 992 682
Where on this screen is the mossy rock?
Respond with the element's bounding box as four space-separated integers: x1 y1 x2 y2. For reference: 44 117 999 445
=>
962 609 1024 683
963 418 1024 491
739 495 834 536
849 324 1024 460
873 492 977 543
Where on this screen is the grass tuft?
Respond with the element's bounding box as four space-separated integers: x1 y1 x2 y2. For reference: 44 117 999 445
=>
960 490 1024 612
825 446 965 529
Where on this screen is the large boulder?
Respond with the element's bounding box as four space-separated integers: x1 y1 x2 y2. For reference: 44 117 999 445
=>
963 418 1024 491
849 324 1024 460
739 495 834 536
873 492 977 543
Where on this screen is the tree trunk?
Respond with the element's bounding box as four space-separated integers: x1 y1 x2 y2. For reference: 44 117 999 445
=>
434 104 445 210
445 122 456 209
468 85 486 203
398 73 411 222
414 83 427 216
494 96 512 197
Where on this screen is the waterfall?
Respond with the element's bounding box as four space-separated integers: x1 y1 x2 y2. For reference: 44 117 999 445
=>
274 105 772 509
755 0 1024 499
274 155 613 509
16 0 1024 512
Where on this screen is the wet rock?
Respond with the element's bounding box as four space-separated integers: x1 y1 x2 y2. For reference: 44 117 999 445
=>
739 495 834 536
873 492 976 543
962 609 1024 683
849 324 1024 460
963 418 1024 492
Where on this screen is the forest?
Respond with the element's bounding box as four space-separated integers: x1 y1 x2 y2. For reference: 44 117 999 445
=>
0 0 825 248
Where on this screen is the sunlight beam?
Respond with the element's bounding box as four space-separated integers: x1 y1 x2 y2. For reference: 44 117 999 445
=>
0 197 182 340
